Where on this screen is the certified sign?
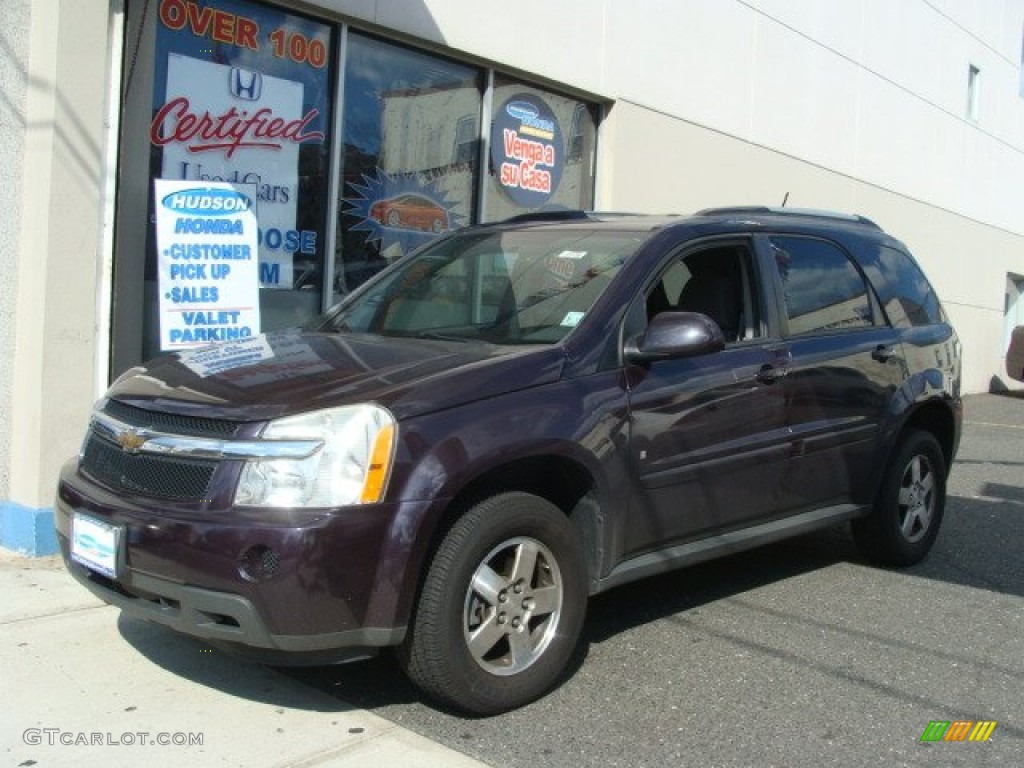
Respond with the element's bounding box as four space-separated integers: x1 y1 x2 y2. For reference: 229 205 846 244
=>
154 179 261 351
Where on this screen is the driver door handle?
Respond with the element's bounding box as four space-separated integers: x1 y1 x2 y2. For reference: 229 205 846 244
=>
756 364 788 384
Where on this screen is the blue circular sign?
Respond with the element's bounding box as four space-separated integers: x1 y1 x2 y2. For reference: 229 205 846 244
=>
491 94 564 208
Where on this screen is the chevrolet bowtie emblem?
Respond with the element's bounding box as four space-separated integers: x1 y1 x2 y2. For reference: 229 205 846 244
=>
117 429 147 453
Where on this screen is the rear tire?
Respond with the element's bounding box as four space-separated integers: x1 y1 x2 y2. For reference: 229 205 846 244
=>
399 492 587 715
852 429 946 566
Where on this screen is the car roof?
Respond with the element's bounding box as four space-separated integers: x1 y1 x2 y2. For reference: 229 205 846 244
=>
479 207 886 237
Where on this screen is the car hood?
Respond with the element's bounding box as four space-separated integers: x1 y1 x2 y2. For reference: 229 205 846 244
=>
106 329 565 423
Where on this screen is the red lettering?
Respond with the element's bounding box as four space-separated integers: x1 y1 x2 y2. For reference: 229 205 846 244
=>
236 17 259 51
160 0 260 51
520 162 552 192
500 163 518 187
150 97 325 158
175 110 198 139
502 129 553 167
211 10 234 44
262 117 286 138
282 109 322 142
185 1 213 36
159 0 186 30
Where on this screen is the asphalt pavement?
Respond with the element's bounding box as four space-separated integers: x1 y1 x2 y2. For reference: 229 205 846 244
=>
3 393 1023 767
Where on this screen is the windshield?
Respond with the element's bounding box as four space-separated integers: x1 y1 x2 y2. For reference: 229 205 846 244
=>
319 228 644 344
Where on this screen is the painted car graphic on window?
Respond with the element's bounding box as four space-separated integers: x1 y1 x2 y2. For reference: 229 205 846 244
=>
370 194 449 233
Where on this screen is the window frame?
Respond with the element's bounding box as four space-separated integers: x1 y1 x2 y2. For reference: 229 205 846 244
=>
623 236 768 350
453 113 478 166
759 233 884 339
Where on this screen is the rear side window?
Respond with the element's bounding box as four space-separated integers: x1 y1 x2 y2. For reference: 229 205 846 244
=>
875 246 946 327
769 236 873 335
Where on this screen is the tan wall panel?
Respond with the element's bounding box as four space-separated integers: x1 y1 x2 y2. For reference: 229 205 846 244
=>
9 0 109 506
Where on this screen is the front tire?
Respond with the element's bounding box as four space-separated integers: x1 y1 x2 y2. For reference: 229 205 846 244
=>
853 429 946 566
399 492 587 715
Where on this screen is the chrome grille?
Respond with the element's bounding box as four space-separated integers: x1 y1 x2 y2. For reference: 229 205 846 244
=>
80 433 217 501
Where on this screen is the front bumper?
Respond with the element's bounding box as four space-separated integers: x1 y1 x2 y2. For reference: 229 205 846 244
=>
61 556 402 664
56 459 439 662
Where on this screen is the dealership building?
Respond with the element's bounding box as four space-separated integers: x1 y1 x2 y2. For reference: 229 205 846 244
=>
2 0 1023 553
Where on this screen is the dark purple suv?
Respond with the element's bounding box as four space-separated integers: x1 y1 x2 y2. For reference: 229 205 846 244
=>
57 208 962 714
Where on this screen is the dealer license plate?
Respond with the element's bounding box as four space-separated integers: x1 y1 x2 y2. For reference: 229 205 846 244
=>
71 513 120 579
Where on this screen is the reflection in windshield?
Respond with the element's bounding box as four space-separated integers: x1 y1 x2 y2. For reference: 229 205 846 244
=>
320 229 643 344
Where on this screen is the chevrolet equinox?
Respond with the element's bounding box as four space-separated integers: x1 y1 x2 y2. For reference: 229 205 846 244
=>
57 207 962 714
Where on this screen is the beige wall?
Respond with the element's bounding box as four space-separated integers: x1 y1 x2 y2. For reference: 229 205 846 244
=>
5 0 111 508
0 1 32 503
599 100 1024 394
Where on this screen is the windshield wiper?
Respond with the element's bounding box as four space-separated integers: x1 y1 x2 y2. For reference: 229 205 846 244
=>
413 331 475 342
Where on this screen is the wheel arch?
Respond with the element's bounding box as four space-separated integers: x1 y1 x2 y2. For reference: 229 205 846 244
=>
899 399 958 475
446 454 602 578
405 452 606 616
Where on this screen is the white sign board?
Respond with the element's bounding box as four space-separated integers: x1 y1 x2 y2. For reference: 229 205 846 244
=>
154 179 261 351
158 53 306 288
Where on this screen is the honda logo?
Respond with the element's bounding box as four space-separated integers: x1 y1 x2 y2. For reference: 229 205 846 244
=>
230 68 262 101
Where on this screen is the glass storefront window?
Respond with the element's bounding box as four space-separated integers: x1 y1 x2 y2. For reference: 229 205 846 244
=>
116 0 335 367
336 33 483 297
111 4 599 376
485 74 598 222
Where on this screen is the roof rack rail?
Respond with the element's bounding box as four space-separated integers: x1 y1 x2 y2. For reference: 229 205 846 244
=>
695 206 881 230
496 210 648 225
499 210 592 224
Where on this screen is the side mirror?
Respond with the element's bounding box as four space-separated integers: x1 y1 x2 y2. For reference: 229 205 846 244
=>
624 311 726 364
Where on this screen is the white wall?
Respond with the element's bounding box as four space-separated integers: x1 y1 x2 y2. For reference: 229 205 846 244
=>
0 0 32 502
4 0 110 508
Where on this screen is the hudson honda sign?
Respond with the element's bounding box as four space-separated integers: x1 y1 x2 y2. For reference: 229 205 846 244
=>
154 180 260 350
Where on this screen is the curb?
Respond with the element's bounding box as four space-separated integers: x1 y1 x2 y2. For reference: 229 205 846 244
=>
0 502 57 556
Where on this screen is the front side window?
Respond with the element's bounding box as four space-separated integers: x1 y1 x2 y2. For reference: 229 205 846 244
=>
322 228 643 344
644 243 759 343
770 236 873 335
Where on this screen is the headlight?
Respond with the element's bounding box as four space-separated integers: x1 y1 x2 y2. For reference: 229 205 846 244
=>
234 404 396 508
